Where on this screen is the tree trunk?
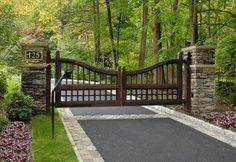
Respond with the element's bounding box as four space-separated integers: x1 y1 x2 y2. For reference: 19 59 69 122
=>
199 2 202 40
57 18 69 51
152 0 162 63
207 0 211 37
170 0 179 48
139 0 149 68
189 0 198 45
93 0 101 65
116 13 122 62
105 0 118 69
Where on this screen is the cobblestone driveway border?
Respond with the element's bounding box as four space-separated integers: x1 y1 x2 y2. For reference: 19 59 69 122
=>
58 108 104 162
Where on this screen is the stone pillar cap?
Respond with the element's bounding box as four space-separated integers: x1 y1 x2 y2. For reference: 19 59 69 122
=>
182 45 215 52
20 40 48 47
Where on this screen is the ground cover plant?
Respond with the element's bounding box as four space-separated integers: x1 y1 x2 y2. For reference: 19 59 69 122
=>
205 111 236 131
32 110 77 162
0 121 31 161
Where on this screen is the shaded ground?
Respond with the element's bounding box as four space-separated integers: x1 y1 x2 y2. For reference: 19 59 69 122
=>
79 118 236 162
70 106 155 116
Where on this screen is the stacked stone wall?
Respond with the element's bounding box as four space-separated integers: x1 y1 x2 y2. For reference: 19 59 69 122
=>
182 46 216 112
22 65 50 114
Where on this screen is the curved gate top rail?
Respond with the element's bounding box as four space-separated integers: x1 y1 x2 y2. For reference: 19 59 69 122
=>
51 57 118 75
51 51 191 111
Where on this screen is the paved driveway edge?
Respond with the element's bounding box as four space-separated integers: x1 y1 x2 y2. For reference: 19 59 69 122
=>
58 108 104 162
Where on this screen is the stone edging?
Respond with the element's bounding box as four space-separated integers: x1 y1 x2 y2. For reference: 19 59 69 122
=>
74 114 166 120
57 108 104 162
143 105 236 148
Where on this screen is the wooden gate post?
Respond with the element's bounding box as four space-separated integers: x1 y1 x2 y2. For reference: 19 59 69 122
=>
184 52 191 112
177 52 183 101
21 41 51 113
122 67 126 105
117 67 123 106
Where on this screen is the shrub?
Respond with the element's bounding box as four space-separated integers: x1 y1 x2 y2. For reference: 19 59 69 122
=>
216 34 236 81
0 72 7 98
4 90 33 121
229 93 236 106
0 114 8 132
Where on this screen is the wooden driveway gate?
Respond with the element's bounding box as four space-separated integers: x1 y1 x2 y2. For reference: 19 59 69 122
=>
51 52 191 111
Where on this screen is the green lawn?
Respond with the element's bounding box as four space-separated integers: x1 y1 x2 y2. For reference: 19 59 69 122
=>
32 110 77 162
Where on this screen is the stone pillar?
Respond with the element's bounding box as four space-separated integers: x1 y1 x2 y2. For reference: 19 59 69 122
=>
182 46 215 112
21 41 51 114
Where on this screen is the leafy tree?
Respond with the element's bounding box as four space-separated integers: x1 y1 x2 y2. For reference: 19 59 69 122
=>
0 2 21 66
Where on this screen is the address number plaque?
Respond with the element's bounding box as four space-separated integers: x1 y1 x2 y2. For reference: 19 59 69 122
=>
24 49 44 63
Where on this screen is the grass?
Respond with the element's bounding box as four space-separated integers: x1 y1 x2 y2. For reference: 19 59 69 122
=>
32 110 77 162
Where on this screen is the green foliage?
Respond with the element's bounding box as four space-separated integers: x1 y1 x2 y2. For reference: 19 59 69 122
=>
216 34 236 81
198 0 236 45
0 97 8 132
5 90 33 121
0 114 8 132
0 100 8 132
119 52 139 70
229 93 236 106
62 38 93 63
0 2 21 66
216 81 236 106
216 34 236 105
160 47 180 60
0 0 235 72
7 78 21 93
0 72 7 97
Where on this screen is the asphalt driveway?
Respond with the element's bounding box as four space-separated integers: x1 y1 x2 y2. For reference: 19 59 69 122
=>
79 118 236 162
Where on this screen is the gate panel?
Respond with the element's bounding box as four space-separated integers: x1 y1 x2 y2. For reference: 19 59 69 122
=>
123 55 184 106
52 52 188 107
52 53 121 107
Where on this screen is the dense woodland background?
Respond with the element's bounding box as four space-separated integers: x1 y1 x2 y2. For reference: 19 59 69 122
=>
0 0 235 77
0 0 235 105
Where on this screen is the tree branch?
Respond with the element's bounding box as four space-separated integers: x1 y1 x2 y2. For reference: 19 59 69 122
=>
198 9 236 18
